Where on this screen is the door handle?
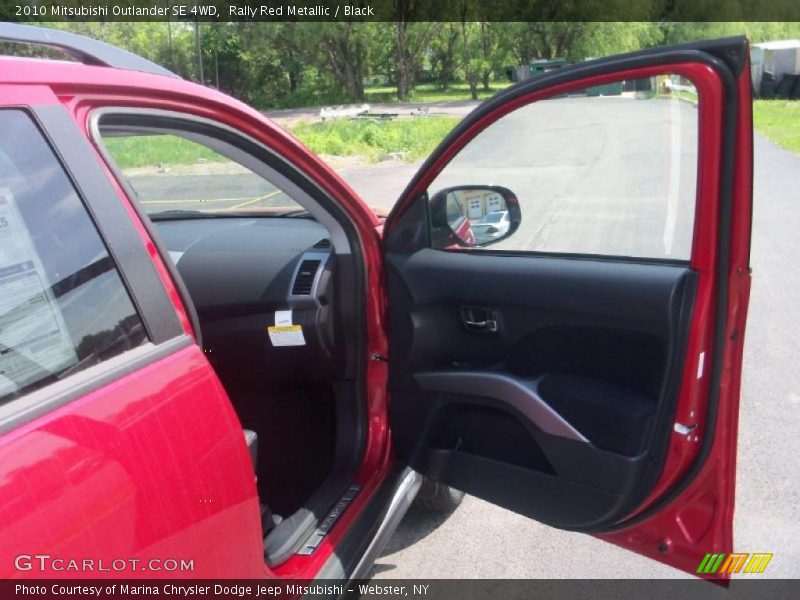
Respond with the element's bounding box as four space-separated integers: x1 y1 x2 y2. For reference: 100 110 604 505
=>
461 307 498 333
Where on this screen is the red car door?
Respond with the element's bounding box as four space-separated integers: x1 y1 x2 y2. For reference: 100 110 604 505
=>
0 22 400 582
384 37 752 578
0 85 263 578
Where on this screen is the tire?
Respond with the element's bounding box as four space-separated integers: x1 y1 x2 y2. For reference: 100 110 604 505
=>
414 477 465 513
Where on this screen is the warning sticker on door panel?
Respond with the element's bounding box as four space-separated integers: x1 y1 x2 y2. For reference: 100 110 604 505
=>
268 325 306 347
267 310 305 346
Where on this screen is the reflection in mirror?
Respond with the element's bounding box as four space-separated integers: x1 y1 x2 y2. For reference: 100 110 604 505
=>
427 75 699 259
431 185 520 248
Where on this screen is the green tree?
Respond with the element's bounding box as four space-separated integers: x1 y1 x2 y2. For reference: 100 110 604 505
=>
664 22 800 44
274 23 306 95
429 23 460 89
313 23 377 103
576 22 663 59
392 1 443 100
476 22 513 90
51 22 198 80
507 23 590 63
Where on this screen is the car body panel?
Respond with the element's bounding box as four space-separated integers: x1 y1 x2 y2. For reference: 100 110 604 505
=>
0 343 264 578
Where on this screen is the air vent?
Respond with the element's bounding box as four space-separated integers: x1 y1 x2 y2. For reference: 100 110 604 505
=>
291 259 321 295
313 238 331 249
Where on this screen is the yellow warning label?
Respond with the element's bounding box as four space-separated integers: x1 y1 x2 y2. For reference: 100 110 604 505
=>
267 324 305 347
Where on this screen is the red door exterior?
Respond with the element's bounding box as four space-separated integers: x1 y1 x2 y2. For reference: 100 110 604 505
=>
0 345 265 578
0 55 394 581
0 82 264 579
385 39 753 578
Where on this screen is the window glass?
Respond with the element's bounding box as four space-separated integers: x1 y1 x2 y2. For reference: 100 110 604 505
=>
0 111 147 404
446 193 464 222
428 75 699 260
483 212 505 224
101 133 302 217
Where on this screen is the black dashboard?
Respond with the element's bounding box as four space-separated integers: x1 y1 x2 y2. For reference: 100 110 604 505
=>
154 217 340 388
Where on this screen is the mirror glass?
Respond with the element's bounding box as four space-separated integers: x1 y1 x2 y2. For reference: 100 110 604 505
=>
433 185 519 248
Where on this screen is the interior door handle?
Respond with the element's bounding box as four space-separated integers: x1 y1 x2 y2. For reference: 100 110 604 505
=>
463 318 497 331
461 307 498 333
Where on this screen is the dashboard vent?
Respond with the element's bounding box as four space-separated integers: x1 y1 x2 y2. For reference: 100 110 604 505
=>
313 238 331 249
292 259 321 295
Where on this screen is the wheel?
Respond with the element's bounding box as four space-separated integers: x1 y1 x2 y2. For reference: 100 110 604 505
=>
414 477 465 513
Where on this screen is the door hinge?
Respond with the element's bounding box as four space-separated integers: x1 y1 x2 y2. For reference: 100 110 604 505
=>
369 352 388 362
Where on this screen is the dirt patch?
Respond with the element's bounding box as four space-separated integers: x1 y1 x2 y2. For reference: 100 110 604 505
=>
122 161 253 178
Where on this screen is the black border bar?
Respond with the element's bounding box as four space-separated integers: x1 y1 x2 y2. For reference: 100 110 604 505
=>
4 0 800 22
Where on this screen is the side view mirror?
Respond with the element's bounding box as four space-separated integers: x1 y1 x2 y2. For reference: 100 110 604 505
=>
429 185 521 248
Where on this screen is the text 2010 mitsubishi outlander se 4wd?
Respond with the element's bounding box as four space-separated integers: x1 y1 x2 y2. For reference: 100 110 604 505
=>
0 24 753 581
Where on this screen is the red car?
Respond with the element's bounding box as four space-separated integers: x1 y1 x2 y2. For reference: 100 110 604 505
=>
0 24 752 582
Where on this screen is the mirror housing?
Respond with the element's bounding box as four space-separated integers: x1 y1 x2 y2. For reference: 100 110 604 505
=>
429 185 521 248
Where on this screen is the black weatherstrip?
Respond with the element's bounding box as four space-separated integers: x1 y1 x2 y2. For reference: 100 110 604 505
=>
32 105 184 345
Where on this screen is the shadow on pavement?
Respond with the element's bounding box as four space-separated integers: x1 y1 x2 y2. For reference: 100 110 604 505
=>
368 502 460 576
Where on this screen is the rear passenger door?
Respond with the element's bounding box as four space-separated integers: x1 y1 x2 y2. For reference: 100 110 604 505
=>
385 38 753 577
0 95 263 577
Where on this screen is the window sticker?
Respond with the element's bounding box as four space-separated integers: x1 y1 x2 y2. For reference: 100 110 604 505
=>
0 188 77 395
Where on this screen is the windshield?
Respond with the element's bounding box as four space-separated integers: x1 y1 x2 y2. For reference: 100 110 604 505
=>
483 212 505 223
101 132 303 217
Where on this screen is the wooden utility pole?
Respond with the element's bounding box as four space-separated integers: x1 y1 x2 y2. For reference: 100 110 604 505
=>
195 21 204 84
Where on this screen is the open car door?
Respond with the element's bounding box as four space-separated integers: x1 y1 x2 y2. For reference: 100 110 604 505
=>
383 37 752 578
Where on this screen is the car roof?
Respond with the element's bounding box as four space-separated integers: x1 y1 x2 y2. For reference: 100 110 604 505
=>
0 23 178 78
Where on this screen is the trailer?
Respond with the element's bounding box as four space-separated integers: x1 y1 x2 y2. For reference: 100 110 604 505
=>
751 40 800 96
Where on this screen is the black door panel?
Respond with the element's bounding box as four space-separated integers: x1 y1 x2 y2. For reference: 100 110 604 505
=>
386 249 696 529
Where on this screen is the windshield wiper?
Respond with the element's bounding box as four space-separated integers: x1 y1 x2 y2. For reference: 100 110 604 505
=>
276 208 312 218
150 208 314 220
149 209 220 220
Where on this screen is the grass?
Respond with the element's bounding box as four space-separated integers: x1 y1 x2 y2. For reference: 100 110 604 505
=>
100 81 511 168
364 81 513 104
105 135 221 169
102 117 459 167
290 116 459 162
753 100 800 154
